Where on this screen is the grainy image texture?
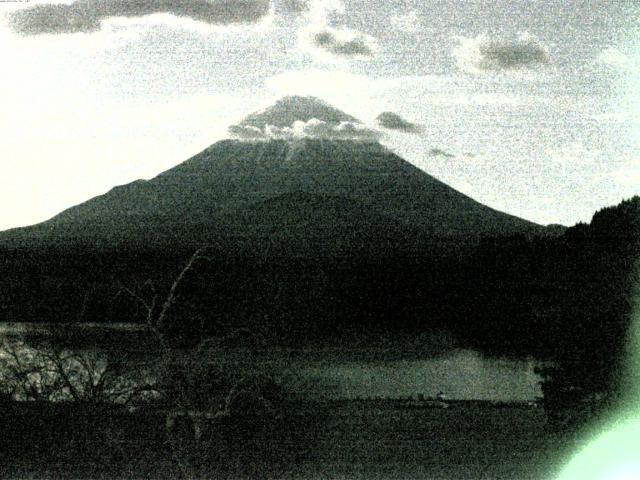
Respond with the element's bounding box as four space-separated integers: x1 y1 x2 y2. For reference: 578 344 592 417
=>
0 1 638 479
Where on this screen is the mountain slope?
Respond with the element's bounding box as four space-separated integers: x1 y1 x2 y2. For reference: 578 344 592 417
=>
2 138 542 249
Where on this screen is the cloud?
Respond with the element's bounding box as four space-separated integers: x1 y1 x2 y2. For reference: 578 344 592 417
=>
323 121 381 141
305 25 376 58
9 0 272 35
228 124 268 140
598 47 632 68
453 32 550 73
278 0 343 22
390 11 422 33
288 1 371 61
228 118 381 142
278 0 310 14
428 148 455 159
376 111 422 134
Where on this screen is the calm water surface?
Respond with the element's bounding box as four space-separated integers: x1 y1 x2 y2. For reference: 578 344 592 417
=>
0 323 541 401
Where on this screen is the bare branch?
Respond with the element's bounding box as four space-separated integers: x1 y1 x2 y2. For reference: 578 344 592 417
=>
156 248 210 332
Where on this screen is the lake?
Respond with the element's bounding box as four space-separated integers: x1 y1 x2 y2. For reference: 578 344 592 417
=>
278 349 541 401
0 323 542 402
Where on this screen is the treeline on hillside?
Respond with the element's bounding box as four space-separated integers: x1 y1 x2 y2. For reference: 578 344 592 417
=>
0 198 637 375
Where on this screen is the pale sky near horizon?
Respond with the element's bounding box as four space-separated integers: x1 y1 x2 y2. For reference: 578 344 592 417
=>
0 0 638 230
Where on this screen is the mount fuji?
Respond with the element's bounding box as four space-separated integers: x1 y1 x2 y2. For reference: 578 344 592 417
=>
1 96 544 251
0 96 556 334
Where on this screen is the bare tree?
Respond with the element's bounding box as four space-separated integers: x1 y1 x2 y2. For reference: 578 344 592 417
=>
117 247 213 348
0 339 158 404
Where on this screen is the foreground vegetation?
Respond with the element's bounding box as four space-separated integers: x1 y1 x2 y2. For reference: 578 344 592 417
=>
0 397 578 479
0 329 570 479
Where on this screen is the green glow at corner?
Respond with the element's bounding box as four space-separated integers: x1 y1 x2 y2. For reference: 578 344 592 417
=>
557 416 640 480
558 281 640 480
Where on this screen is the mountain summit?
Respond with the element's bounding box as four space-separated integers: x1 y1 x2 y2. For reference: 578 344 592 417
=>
228 96 380 142
237 95 359 128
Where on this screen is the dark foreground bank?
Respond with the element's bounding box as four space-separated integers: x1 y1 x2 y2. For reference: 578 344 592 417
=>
0 399 578 479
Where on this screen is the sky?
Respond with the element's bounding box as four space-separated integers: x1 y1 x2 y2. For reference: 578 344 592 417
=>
0 0 638 230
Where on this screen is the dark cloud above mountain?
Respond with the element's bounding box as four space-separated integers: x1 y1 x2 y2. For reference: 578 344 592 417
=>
454 33 550 72
376 112 422 134
480 39 548 69
429 148 455 159
9 0 272 35
278 0 310 14
309 27 375 57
